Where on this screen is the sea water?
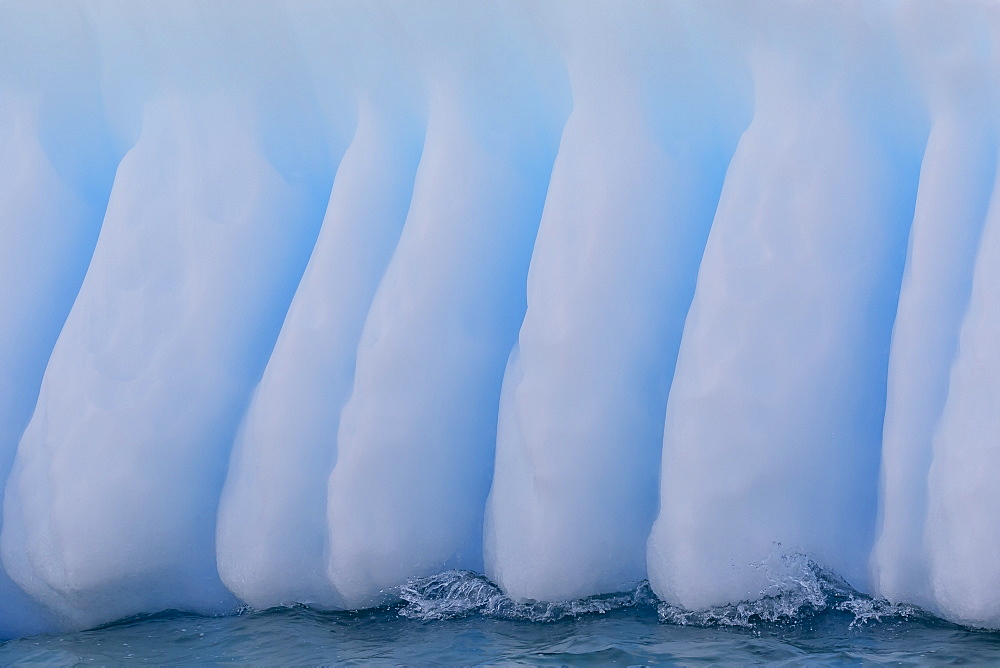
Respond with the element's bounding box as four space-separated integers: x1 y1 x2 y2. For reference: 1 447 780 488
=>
2 568 999 664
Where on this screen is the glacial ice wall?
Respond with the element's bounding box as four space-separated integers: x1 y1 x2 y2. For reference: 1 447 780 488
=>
1 0 1000 638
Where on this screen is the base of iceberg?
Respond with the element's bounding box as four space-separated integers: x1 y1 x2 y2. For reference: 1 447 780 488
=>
5 567 994 666
2 0 1000 640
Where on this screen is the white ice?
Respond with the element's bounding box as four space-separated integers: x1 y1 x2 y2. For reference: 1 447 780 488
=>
0 0 999 639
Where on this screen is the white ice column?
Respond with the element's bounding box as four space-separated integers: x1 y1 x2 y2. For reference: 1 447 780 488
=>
872 4 999 611
914 9 1000 628
1 97 326 630
924 157 1000 627
325 42 568 605
0 1 120 638
647 6 924 610
484 7 751 603
217 98 423 609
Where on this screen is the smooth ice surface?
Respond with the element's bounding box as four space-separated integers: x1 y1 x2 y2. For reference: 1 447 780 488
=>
216 98 422 610
924 162 1000 628
325 22 567 606
646 4 924 612
484 5 749 603
2 95 324 628
2 0 1000 641
871 3 1000 622
0 2 118 638
1 3 332 629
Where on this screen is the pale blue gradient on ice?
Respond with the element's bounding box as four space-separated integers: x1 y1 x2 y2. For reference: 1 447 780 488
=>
1 0 1000 642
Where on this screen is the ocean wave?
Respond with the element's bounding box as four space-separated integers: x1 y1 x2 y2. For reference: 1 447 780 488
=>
398 555 926 629
658 552 924 628
398 570 657 622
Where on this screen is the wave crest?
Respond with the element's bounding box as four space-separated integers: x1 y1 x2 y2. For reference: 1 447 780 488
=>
398 570 656 622
397 556 926 628
658 553 924 628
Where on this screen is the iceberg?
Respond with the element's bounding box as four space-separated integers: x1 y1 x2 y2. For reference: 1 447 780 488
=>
1 0 999 638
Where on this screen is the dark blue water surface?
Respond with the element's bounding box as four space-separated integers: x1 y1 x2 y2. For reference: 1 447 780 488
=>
3 569 1000 664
